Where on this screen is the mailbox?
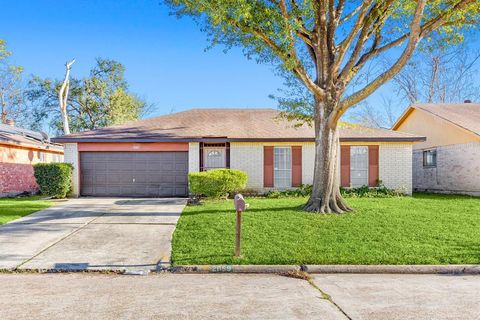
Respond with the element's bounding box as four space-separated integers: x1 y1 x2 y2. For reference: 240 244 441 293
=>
234 194 246 212
233 193 247 257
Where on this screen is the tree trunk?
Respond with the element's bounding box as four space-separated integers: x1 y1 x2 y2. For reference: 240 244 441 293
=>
58 59 75 135
1 93 6 124
304 99 352 214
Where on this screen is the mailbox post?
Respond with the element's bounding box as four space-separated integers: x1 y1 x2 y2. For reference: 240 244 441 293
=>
234 194 246 257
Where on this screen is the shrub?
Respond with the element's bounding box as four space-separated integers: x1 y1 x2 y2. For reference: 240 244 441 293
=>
340 182 405 198
188 169 248 198
33 163 73 198
265 182 404 198
265 184 312 198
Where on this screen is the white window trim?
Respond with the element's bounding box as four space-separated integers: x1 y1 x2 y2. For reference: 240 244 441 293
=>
350 146 369 188
273 146 292 188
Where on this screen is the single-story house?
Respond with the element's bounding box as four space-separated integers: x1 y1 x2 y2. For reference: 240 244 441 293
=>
52 108 424 197
393 102 480 196
0 122 64 197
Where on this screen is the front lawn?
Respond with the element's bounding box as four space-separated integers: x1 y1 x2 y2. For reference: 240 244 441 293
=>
172 194 480 265
0 196 53 225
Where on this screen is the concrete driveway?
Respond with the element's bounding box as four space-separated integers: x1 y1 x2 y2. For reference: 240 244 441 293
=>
0 198 186 272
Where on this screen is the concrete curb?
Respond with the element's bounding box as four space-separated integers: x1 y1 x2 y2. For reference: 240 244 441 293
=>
302 265 480 274
169 265 300 274
169 264 480 275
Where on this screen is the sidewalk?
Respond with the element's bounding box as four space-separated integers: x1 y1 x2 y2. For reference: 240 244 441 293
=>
1 273 479 319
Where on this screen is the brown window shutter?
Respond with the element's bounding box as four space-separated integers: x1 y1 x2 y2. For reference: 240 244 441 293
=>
291 146 302 187
340 146 350 187
368 145 379 187
199 143 204 171
264 146 274 187
226 142 230 169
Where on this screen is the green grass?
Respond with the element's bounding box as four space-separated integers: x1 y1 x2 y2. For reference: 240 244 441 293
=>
172 193 480 265
0 196 53 225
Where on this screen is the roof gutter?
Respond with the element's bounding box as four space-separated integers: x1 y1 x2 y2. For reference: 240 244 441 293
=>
52 136 426 144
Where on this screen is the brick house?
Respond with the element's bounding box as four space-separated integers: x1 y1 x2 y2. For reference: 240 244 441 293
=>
393 103 480 196
52 109 424 197
0 123 64 197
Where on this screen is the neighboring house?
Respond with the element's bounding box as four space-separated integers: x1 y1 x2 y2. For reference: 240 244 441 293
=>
52 109 424 197
393 103 480 196
0 123 64 197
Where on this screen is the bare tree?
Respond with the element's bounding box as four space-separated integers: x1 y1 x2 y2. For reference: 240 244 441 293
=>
394 44 480 104
352 42 480 128
58 59 75 135
350 95 398 128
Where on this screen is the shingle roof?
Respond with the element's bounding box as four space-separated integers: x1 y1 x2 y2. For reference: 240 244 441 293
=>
52 108 425 143
0 123 63 152
409 103 480 136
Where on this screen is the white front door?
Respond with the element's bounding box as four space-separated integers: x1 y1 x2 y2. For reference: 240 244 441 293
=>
350 146 368 187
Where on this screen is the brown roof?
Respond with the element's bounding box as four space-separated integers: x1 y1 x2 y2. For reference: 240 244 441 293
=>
393 103 480 136
0 124 64 152
53 108 425 143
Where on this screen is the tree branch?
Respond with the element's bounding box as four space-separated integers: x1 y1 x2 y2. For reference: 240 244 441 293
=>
331 0 428 127
230 15 324 98
337 0 396 84
334 0 374 75
338 3 362 25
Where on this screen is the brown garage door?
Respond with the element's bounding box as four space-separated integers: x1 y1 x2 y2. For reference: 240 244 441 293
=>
80 152 188 197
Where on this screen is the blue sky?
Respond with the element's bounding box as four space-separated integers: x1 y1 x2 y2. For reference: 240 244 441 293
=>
1 1 478 122
1 0 285 118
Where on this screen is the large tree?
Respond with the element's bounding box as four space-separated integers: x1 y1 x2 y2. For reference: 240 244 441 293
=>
26 58 149 134
167 0 479 213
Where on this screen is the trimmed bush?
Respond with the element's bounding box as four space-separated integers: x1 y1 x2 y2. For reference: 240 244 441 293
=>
33 163 73 198
189 169 248 198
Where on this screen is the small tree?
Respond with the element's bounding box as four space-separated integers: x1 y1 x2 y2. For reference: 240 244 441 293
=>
0 39 25 124
167 0 480 213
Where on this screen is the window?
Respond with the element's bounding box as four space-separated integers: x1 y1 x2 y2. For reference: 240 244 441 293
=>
52 154 62 163
350 146 368 187
423 149 437 167
204 147 225 170
38 151 46 162
274 147 291 188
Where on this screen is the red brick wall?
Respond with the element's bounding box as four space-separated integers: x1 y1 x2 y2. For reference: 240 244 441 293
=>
0 163 38 194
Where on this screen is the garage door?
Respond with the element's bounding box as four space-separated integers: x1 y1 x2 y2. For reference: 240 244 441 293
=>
80 152 188 197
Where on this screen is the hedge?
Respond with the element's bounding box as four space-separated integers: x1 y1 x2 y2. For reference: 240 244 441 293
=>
188 169 248 198
33 163 73 198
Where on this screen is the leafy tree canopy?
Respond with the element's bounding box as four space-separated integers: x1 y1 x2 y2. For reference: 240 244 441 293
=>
167 0 479 123
25 58 149 134
0 39 25 124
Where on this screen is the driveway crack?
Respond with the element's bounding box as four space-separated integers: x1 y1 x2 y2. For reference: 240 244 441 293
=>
307 277 353 320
